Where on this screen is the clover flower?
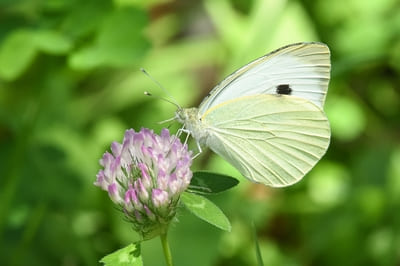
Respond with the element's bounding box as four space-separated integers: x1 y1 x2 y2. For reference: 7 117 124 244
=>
95 128 192 239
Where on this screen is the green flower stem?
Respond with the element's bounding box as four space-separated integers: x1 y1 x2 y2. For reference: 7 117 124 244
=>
160 232 173 266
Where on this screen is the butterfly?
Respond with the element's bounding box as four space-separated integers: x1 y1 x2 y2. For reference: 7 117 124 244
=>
175 42 331 187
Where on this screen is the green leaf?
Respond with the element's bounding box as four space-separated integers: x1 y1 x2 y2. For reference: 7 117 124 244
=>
100 243 143 266
189 171 239 194
68 47 105 69
34 30 73 54
69 7 150 69
0 30 37 81
252 223 264 266
181 192 231 231
61 1 109 39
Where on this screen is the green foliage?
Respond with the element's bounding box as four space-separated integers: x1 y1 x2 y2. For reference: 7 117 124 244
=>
0 27 71 81
1 0 400 265
189 171 239 194
252 223 264 266
181 192 231 232
0 30 37 80
69 7 150 69
100 243 143 266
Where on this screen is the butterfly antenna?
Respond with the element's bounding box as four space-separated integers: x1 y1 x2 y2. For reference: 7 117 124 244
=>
141 68 181 109
144 91 180 110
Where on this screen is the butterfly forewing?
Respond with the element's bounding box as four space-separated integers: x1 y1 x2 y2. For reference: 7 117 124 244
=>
199 42 330 114
201 94 330 187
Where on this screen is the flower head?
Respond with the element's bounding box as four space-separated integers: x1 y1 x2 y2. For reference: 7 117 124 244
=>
95 128 192 239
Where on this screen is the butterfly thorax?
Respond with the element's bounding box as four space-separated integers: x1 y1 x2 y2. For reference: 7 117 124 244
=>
175 107 209 144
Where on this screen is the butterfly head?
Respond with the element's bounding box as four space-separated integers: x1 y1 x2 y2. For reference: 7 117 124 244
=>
175 107 208 143
175 107 198 124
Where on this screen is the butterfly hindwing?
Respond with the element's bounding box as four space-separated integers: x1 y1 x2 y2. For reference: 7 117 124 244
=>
201 94 330 187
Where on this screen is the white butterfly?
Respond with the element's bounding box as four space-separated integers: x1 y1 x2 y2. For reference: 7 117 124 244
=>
176 42 331 187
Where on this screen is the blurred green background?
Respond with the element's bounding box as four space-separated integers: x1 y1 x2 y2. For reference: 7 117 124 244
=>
1 0 399 265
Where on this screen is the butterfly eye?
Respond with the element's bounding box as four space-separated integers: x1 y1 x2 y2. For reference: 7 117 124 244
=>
276 84 292 95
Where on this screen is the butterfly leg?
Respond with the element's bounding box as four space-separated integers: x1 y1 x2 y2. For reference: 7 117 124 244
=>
176 127 187 138
184 131 190 146
158 116 176 124
176 127 202 159
177 127 193 149
177 127 191 141
191 141 202 159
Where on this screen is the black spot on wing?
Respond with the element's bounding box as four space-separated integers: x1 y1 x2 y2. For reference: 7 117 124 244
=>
276 84 292 95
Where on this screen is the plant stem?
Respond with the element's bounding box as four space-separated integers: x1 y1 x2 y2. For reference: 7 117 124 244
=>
160 232 173 266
